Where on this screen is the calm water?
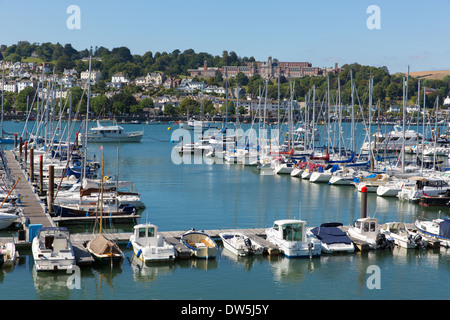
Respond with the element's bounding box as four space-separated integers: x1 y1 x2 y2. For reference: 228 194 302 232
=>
0 120 449 301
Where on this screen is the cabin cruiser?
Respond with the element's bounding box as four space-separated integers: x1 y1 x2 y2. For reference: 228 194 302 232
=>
129 223 176 262
347 217 394 250
78 120 144 143
361 126 422 152
265 219 321 258
397 176 450 202
415 218 450 247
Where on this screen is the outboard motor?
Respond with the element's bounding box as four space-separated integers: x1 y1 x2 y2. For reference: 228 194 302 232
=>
376 233 395 250
244 237 253 254
411 233 426 249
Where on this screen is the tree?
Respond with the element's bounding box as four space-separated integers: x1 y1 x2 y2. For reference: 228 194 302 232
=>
139 97 154 110
386 82 400 100
235 72 249 86
163 103 177 116
15 86 36 112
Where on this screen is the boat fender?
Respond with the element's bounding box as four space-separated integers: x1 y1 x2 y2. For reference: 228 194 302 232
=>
127 241 131 249
136 249 142 258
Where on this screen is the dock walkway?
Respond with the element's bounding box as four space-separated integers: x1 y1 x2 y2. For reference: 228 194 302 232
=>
4 150 55 228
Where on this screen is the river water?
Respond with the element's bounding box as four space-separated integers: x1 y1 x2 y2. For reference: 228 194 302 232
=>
0 120 449 302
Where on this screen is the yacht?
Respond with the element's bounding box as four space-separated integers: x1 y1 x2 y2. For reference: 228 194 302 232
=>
78 120 144 143
397 176 450 202
361 125 422 152
265 219 321 258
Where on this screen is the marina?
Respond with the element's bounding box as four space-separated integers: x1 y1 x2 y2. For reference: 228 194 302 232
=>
0 114 449 299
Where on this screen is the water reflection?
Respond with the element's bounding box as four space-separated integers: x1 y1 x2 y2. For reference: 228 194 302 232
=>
267 255 320 283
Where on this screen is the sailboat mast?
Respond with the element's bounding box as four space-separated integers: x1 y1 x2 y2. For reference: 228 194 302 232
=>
350 70 355 153
99 148 104 235
83 56 92 180
1 66 4 139
402 66 409 174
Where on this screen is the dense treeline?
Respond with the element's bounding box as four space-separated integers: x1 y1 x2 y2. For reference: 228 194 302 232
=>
1 41 449 117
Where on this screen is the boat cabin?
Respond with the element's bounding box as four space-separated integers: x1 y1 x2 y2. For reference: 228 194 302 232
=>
271 219 306 242
133 223 158 247
352 217 379 238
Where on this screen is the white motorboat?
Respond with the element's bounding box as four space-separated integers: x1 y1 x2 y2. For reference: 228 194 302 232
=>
0 209 18 230
307 222 355 253
380 222 427 249
361 125 422 152
265 219 321 258
129 223 176 262
0 239 17 268
219 232 264 256
397 176 450 202
415 218 450 247
347 217 395 250
273 160 296 175
78 120 144 143
32 227 76 271
181 229 218 259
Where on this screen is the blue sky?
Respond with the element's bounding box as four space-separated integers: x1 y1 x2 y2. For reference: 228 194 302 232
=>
0 0 448 73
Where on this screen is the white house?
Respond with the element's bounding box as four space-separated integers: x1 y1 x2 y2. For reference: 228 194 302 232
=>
2 81 17 92
111 72 129 84
17 80 35 92
134 76 146 86
80 69 102 82
444 96 450 105
145 72 166 86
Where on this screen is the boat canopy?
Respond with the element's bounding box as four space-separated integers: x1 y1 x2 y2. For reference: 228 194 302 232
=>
439 219 450 238
309 224 353 245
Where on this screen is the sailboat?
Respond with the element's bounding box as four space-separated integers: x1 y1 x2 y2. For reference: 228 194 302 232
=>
85 147 124 266
83 57 123 267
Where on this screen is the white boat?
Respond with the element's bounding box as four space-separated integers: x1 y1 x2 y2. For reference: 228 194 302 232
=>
265 219 321 258
329 168 363 186
181 229 218 259
0 239 17 267
273 159 296 175
307 222 355 253
415 218 450 247
32 227 76 271
380 222 427 249
353 173 390 192
129 223 176 262
376 179 411 197
361 125 423 152
219 232 264 256
347 217 395 250
309 165 339 183
397 176 450 202
0 211 18 230
179 119 215 131
78 120 144 143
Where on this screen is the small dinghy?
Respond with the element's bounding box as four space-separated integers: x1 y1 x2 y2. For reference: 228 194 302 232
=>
219 232 264 256
181 229 218 259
